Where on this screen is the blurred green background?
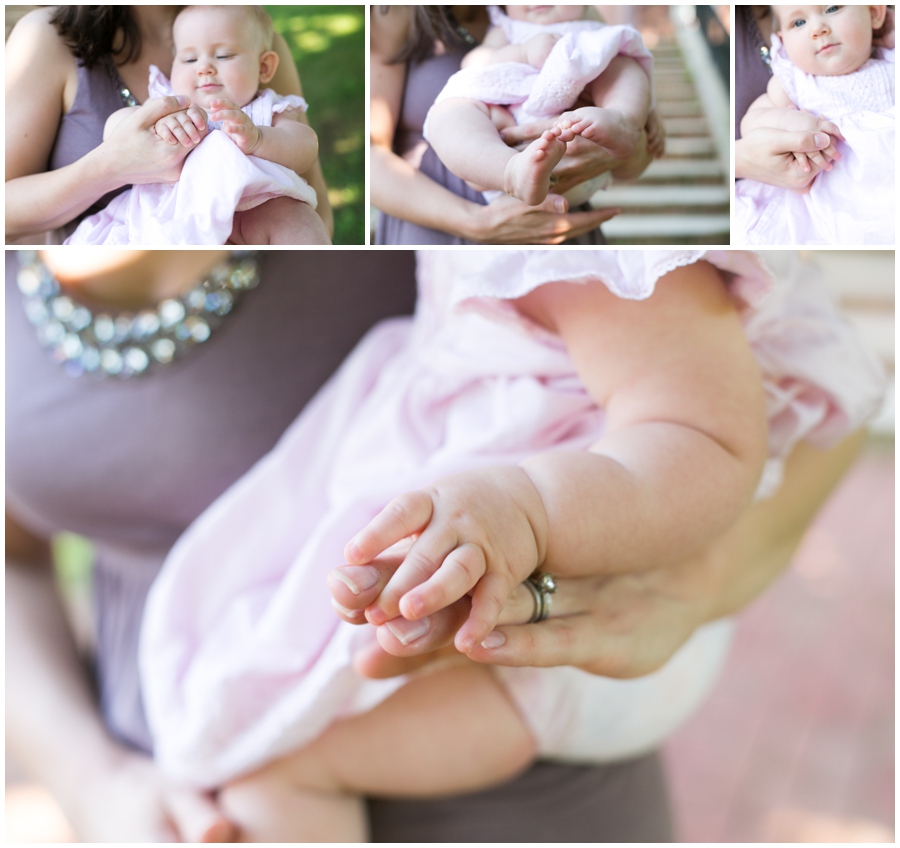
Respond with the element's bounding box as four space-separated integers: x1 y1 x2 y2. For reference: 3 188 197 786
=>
265 5 364 245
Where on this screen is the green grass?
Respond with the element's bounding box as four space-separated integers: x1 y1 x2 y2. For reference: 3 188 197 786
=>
265 5 365 245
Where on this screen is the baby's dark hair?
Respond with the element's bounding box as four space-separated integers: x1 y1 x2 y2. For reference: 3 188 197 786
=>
49 6 178 69
177 5 275 51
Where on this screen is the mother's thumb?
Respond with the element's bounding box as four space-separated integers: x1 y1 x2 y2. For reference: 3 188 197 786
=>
139 95 191 124
791 130 832 153
538 193 569 214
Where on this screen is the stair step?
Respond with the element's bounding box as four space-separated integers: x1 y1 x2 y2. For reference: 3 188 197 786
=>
664 136 718 156
658 100 703 118
598 185 730 208
655 83 697 99
663 117 709 136
602 213 731 240
638 158 726 181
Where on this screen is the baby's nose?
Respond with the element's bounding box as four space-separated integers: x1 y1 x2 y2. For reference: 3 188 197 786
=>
811 18 830 37
197 60 215 74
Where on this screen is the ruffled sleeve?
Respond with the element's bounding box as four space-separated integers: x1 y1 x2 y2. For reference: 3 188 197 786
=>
148 65 174 99
444 249 774 311
427 249 885 482
242 89 308 129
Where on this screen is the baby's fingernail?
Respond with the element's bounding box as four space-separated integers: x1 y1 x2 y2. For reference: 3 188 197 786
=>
813 133 829 148
481 630 507 649
331 565 379 595
385 617 430 646
330 599 364 619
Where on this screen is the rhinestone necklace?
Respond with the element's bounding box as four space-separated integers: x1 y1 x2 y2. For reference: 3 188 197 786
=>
16 251 259 379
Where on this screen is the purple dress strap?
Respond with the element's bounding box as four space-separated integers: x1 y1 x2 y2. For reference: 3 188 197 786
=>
735 6 773 139
47 59 131 240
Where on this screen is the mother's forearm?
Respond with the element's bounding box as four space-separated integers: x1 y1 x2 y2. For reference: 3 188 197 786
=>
6 558 125 818
370 144 481 239
702 432 865 622
5 146 124 239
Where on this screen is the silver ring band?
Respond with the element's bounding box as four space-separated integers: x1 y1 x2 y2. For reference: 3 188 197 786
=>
525 571 558 623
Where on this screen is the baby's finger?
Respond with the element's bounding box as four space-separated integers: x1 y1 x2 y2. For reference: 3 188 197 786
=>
186 107 207 132
169 123 194 148
156 123 178 145
794 151 811 173
176 113 202 143
399 542 486 621
365 523 457 624
455 571 515 653
807 150 831 171
345 491 433 565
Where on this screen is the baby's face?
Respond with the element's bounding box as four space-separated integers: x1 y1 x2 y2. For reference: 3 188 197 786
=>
170 8 268 109
505 5 584 25
775 5 882 76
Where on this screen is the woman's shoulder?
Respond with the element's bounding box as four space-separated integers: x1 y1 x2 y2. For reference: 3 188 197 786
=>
6 7 77 82
370 6 414 59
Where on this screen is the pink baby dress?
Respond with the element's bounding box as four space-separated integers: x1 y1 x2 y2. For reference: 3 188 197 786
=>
140 250 885 787
734 36 895 246
423 6 654 205
65 67 318 246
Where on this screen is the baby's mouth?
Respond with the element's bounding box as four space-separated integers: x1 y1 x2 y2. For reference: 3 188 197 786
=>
817 43 839 54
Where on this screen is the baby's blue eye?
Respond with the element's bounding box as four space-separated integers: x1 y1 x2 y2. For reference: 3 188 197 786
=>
217 54 234 60
825 5 841 14
791 18 806 28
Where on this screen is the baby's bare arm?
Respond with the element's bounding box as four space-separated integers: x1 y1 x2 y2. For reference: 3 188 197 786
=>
256 111 319 174
515 262 768 578
340 262 768 652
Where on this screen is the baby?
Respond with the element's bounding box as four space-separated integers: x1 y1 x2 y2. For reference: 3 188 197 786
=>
66 6 329 246
735 4 894 245
422 5 656 207
140 250 885 841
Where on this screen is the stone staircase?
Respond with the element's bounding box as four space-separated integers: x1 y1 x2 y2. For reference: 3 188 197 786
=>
597 37 731 245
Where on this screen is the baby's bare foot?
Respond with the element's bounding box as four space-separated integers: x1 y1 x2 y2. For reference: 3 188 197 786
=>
502 128 567 206
557 107 641 159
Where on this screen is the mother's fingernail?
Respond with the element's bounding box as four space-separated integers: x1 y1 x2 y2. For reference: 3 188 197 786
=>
814 132 829 148
331 565 379 595
481 630 506 649
330 599 364 619
554 197 567 212
385 617 430 646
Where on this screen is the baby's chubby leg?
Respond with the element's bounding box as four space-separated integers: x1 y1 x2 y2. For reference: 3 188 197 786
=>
230 196 331 246
557 55 651 159
217 663 535 842
427 98 568 206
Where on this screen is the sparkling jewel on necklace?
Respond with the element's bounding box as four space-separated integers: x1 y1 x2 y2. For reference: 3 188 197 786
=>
16 251 259 379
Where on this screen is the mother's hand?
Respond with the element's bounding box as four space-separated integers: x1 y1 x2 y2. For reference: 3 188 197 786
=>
468 193 619 245
499 118 651 193
70 748 235 843
101 96 206 187
333 557 710 680
735 124 840 192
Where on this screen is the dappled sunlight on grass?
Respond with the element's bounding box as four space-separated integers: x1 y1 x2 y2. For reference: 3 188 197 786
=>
265 5 364 243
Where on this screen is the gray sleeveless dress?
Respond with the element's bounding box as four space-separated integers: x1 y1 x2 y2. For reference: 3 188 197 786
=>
374 45 606 247
47 59 131 241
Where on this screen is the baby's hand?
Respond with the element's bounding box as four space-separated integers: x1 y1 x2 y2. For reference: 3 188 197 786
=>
209 98 262 154
338 467 549 653
774 109 844 173
153 106 208 148
523 32 561 68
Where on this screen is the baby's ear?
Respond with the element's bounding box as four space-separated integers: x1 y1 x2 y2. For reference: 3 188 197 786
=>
869 5 888 30
258 50 280 85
